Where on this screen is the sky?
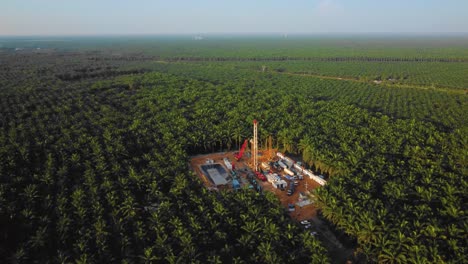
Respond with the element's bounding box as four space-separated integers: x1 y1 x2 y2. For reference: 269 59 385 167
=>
1 0 467 35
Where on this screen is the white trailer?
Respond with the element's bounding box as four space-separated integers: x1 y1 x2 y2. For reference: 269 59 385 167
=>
266 173 287 189
293 163 303 173
304 169 326 186
276 152 286 159
273 179 287 189
277 152 294 167
277 152 325 185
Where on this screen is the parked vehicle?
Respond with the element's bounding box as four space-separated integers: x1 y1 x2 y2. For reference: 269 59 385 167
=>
300 220 310 225
287 183 295 196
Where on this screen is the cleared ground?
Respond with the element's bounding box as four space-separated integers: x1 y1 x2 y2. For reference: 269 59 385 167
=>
190 151 322 221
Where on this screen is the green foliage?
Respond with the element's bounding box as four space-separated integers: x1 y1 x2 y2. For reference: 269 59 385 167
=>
0 70 328 262
201 60 468 90
0 41 466 263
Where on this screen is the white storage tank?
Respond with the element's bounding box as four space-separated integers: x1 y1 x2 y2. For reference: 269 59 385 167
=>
284 168 295 176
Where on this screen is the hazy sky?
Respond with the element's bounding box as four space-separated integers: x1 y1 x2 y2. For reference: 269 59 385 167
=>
1 0 467 35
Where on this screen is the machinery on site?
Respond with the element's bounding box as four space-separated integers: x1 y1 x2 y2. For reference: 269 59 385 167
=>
234 119 259 169
232 178 241 190
255 171 267 181
253 119 258 171
234 139 248 161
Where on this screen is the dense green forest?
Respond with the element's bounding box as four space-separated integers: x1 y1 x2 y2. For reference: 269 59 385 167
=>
178 61 468 90
0 37 467 263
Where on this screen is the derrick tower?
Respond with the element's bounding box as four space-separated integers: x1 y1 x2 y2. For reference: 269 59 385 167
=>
253 119 258 171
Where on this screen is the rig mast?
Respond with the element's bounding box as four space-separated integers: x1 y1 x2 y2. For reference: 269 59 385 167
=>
253 119 258 171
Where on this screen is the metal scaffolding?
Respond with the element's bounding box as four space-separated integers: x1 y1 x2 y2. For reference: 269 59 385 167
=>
253 119 258 171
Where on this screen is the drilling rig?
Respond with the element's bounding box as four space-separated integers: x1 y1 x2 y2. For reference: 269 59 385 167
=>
234 139 248 161
253 119 258 172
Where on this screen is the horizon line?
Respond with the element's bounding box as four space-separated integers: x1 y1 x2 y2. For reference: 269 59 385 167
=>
1 32 468 38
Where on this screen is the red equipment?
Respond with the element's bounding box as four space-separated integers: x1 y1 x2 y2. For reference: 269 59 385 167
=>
235 139 248 161
255 171 267 181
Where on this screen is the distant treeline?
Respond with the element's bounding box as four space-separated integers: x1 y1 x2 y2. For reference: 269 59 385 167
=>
56 69 148 81
89 55 468 63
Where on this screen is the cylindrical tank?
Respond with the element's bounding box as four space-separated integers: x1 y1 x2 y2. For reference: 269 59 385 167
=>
284 168 295 176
